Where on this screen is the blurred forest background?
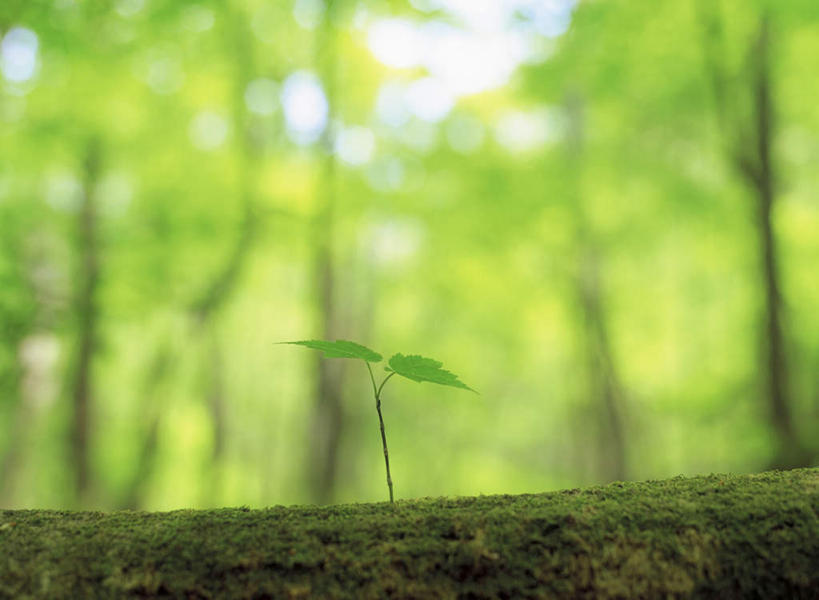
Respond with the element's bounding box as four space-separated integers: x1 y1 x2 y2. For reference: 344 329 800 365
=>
0 0 817 510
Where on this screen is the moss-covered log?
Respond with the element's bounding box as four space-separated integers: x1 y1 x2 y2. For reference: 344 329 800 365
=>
1 468 817 599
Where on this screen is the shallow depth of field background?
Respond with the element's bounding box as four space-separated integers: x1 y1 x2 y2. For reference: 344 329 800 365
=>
0 0 817 510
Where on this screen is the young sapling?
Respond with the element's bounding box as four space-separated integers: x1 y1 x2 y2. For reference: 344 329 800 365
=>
282 340 476 503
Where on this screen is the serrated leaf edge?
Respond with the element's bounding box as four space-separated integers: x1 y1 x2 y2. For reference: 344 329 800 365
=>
278 340 383 363
386 353 478 394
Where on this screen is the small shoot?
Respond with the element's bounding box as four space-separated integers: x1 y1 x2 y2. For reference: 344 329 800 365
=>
283 339 476 503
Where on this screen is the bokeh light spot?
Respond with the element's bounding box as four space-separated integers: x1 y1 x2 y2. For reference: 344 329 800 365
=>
181 5 214 33
293 0 325 30
1 27 39 84
281 71 328 145
445 114 485 154
115 0 145 18
189 111 229 151
44 171 82 213
367 19 421 69
375 81 410 128
366 218 425 268
366 157 405 192
494 108 561 153
398 119 438 153
335 126 376 166
149 58 183 94
405 77 454 123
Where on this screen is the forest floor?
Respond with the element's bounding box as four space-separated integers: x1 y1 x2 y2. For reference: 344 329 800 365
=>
0 468 817 599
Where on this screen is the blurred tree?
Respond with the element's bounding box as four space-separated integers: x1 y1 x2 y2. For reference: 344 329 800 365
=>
2 0 817 511
185 1 265 506
700 4 811 468
120 341 172 509
564 93 628 483
308 0 346 505
70 137 102 506
0 211 40 506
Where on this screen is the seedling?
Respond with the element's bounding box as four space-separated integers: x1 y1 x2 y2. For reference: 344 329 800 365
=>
282 340 476 503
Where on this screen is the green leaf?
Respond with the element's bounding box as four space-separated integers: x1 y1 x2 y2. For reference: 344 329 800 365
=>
282 340 382 363
386 353 477 393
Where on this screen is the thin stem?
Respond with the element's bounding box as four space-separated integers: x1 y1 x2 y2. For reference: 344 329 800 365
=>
365 361 379 398
365 362 397 504
377 371 396 397
375 392 393 504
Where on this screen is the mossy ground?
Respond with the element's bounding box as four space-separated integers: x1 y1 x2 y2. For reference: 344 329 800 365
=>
1 468 817 599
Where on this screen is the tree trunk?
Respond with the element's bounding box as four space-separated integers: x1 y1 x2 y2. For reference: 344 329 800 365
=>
71 137 102 506
577 247 628 482
307 0 345 505
564 94 628 483
0 220 63 505
119 343 172 510
699 10 809 469
309 221 345 504
748 20 807 469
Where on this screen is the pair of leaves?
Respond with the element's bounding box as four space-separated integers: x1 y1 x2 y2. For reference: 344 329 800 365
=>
283 340 476 393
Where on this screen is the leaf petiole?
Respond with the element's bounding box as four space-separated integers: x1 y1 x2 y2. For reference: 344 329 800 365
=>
366 361 396 503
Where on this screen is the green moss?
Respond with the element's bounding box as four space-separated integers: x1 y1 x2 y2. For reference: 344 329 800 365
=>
1 468 817 598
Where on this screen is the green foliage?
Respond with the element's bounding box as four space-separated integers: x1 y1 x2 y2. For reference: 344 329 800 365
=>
2 0 819 511
386 353 477 393
282 340 383 363
285 339 474 502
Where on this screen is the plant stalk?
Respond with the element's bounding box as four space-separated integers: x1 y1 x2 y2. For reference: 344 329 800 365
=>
367 363 396 503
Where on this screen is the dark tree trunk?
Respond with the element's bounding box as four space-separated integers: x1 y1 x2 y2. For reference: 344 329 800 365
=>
71 137 102 506
207 339 227 463
307 0 345 504
748 21 806 469
309 241 345 504
699 10 810 468
577 247 628 482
